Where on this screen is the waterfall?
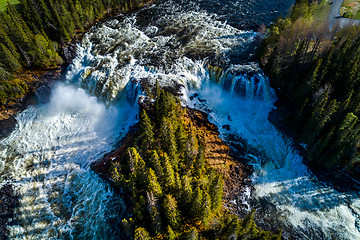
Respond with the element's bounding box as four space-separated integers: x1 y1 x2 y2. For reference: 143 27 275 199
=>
0 82 137 239
187 63 360 239
0 8 252 239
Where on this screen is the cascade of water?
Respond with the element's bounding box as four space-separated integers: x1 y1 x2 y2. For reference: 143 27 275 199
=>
186 63 360 239
64 10 360 238
0 9 253 239
0 82 137 239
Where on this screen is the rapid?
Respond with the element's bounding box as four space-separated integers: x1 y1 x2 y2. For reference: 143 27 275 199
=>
1 0 360 239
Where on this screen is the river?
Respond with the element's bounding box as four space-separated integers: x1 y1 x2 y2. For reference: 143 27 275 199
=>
1 0 360 239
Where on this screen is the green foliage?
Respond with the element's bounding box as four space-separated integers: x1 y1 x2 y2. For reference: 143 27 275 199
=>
209 175 224 213
259 0 360 175
134 227 151 240
182 227 199 240
147 168 163 197
166 225 176 240
110 90 281 239
139 109 155 152
163 194 180 229
0 43 21 72
0 0 19 10
0 0 148 106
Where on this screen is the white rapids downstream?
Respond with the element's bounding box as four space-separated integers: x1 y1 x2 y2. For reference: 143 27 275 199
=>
1 1 360 239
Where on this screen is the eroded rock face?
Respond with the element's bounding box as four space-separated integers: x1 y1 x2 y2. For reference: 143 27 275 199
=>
185 107 252 212
61 43 78 65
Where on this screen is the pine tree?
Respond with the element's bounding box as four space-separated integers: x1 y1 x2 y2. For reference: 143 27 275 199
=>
191 186 203 218
166 225 176 240
74 0 86 26
163 195 180 229
180 175 193 209
193 147 205 177
134 227 151 240
155 90 169 122
20 0 46 35
149 204 162 235
149 150 163 179
182 227 199 240
0 44 21 72
174 172 182 199
59 3 76 38
0 25 20 62
209 175 223 213
140 109 154 151
176 121 188 157
159 117 178 165
201 192 212 224
1 7 33 65
128 147 147 186
185 122 199 162
147 168 162 197
48 0 71 41
161 153 175 190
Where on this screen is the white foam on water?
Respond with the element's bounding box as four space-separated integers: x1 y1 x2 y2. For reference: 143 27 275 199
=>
0 83 137 239
185 66 360 239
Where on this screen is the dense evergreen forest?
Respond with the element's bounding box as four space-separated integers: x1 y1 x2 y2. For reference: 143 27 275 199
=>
0 0 148 105
258 0 360 178
108 87 281 239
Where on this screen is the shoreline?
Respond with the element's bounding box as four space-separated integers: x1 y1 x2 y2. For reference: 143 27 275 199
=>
268 98 360 193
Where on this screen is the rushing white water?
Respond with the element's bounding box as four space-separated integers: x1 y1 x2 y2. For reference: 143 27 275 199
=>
0 81 137 239
67 8 360 238
187 67 360 239
66 13 256 104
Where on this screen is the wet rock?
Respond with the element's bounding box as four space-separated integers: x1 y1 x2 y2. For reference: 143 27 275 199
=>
61 43 78 65
0 116 16 140
189 93 199 100
0 184 19 240
163 81 184 97
227 114 232 121
198 97 206 103
222 124 231 131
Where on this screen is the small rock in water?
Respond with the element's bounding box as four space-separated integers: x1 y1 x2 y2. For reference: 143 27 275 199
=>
189 93 199 100
222 125 230 131
227 114 232 121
